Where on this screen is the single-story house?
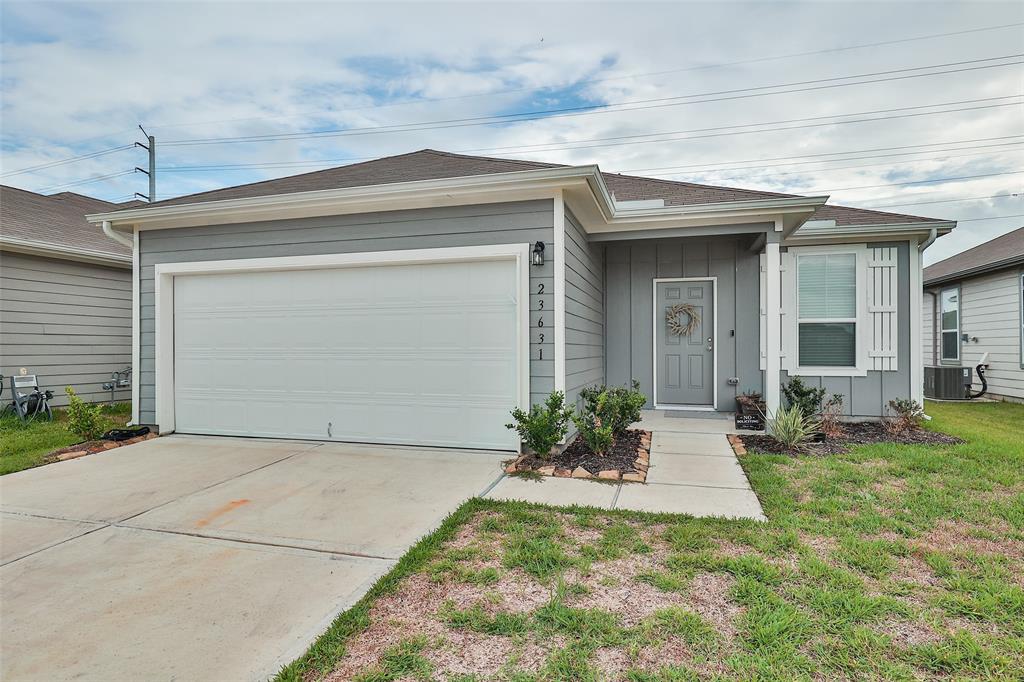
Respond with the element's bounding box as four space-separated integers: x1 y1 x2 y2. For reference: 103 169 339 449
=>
87 149 955 450
0 185 133 406
922 226 1023 402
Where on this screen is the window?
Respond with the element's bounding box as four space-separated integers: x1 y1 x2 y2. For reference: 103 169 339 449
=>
797 253 857 367
940 287 960 362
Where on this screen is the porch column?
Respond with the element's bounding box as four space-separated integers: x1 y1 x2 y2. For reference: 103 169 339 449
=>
763 241 782 421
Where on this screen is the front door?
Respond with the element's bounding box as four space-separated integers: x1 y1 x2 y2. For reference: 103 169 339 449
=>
655 279 714 406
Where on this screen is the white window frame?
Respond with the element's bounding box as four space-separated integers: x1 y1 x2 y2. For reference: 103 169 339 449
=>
784 244 869 377
940 285 960 364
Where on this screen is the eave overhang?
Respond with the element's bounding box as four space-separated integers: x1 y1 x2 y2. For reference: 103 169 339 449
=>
88 165 830 237
924 253 1024 287
0 236 131 268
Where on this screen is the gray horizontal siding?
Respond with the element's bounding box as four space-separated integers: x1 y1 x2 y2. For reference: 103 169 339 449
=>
138 200 554 425
924 267 1023 400
563 208 605 415
0 251 131 406
782 241 912 418
605 236 761 409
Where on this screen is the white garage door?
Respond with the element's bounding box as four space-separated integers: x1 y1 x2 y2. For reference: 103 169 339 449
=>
172 258 520 449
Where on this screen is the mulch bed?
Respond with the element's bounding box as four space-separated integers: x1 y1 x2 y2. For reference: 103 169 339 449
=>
44 432 159 463
506 429 651 482
738 421 963 456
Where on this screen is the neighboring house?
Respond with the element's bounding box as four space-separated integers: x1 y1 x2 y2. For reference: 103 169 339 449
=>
922 226 1024 402
87 149 954 449
0 186 133 406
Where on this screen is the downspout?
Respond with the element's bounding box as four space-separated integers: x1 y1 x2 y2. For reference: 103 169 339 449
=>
102 220 133 248
918 227 938 252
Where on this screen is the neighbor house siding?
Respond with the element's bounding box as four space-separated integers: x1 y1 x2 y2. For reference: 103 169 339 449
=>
563 208 605 411
604 236 762 408
923 268 1024 401
781 240 912 418
923 290 936 365
137 200 555 425
0 251 132 406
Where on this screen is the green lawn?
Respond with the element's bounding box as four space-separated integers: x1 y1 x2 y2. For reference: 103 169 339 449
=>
0 402 131 476
281 400 1024 681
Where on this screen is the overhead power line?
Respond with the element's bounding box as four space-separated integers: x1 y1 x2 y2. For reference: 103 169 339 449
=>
156 97 1022 175
865 192 1022 209
1 145 133 179
956 213 1024 222
808 170 1024 194
143 21 1024 133
37 170 135 193
162 54 1024 146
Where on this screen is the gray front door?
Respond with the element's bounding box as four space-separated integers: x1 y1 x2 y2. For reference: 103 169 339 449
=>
655 280 714 406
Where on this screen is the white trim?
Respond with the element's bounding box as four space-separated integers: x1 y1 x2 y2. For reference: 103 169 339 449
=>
153 243 532 436
553 191 566 398
0 236 131 268
784 243 870 378
131 228 140 425
651 277 718 411
764 243 782 418
939 285 961 362
909 238 924 404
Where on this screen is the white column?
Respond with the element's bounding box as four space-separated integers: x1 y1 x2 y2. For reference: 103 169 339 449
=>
909 237 924 406
764 242 782 420
553 191 566 397
131 227 140 425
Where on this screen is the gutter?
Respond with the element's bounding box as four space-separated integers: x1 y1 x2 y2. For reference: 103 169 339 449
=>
0 235 131 268
919 227 938 252
87 164 829 230
102 220 134 248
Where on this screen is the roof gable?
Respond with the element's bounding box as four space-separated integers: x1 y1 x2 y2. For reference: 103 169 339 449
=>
0 185 130 258
924 226 1024 284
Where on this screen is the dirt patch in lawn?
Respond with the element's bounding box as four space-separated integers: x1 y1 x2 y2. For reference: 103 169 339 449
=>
917 519 1024 562
740 422 963 456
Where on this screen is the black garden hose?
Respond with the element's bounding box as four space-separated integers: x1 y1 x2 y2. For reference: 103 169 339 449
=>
969 364 988 399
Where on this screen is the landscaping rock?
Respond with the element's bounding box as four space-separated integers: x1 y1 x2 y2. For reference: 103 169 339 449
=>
554 468 572 478
597 469 620 480
57 450 88 462
622 472 645 483
537 465 556 476
571 466 592 479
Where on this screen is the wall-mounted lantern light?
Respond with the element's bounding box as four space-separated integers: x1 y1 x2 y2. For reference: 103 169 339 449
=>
532 241 545 266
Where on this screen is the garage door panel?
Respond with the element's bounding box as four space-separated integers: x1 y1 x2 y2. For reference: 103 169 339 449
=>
173 258 520 449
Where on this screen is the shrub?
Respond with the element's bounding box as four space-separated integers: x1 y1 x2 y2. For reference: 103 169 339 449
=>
64 386 107 441
579 380 647 436
819 393 845 438
572 393 615 456
885 398 924 434
505 391 573 458
769 404 819 450
782 376 826 417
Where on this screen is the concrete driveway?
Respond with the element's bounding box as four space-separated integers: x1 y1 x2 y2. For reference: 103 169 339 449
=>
0 435 506 681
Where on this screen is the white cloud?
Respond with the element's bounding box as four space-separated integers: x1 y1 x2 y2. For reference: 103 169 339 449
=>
1 0 1022 261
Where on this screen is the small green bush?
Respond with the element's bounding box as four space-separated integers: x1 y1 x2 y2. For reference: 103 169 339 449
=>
64 386 107 441
578 380 647 436
573 391 610 454
505 391 573 458
885 398 924 434
782 376 826 417
769 404 819 449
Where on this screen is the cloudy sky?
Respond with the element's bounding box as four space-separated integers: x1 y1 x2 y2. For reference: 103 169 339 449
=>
1 1 1022 264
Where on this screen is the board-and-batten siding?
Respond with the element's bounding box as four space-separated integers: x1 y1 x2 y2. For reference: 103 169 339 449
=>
923 268 1024 400
137 200 555 425
605 236 762 408
563 209 605 411
0 251 131 406
781 241 912 417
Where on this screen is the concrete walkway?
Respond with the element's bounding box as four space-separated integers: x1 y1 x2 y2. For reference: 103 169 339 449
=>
0 436 507 682
484 411 766 520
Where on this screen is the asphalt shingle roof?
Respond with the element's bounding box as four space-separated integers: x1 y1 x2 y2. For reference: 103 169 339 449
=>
0 186 130 258
138 149 950 227
923 226 1024 285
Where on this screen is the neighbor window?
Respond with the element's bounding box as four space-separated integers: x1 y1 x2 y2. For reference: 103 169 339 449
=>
797 253 857 367
940 287 960 362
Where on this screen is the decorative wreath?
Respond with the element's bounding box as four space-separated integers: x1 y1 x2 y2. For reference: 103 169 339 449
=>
666 303 701 337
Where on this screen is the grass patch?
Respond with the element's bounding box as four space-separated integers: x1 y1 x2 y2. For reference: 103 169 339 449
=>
0 402 130 476
277 401 1024 681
